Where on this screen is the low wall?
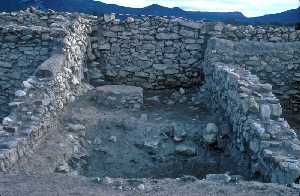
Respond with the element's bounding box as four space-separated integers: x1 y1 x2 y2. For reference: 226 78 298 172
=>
0 25 53 119
206 38 300 112
0 8 95 120
204 38 300 184
0 7 80 27
0 15 91 171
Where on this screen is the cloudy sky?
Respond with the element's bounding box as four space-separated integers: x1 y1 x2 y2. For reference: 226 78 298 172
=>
98 0 299 17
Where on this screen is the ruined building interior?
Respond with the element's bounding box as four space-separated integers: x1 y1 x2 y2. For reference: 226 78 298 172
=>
0 7 300 195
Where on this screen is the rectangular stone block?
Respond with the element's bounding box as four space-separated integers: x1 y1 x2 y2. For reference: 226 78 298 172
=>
95 85 143 111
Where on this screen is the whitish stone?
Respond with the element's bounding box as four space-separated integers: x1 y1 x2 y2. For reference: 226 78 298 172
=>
2 117 13 126
249 97 259 113
175 144 196 156
137 184 145 191
270 103 282 118
179 88 185 95
249 140 260 153
23 80 33 89
153 64 168 70
104 14 115 22
69 95 76 103
140 114 148 121
126 17 135 23
103 177 114 184
206 174 231 183
109 135 117 143
15 90 26 97
67 123 86 132
252 122 265 136
260 104 271 121
72 76 80 85
203 123 219 144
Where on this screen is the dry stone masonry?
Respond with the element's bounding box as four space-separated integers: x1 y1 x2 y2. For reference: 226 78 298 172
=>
95 85 143 111
205 39 300 112
87 14 300 90
0 8 91 171
0 8 300 185
204 38 300 184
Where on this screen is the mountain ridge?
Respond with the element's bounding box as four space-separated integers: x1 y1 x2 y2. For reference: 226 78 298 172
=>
1 0 299 25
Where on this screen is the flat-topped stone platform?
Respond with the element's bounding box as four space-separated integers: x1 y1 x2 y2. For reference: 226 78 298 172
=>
95 85 143 111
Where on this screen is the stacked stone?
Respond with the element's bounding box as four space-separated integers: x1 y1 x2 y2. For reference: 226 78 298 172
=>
220 23 300 42
88 15 205 89
204 38 300 184
0 14 91 171
205 38 300 112
0 7 79 28
0 25 52 119
0 8 94 120
87 14 300 90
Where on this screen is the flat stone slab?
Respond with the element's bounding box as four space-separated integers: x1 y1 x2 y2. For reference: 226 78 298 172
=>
95 85 143 111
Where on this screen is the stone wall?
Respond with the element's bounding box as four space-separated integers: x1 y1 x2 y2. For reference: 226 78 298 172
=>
1 9 300 184
88 14 300 89
88 16 206 89
0 25 52 119
204 38 300 184
217 23 300 42
0 8 95 119
0 7 80 28
0 15 91 171
207 38 300 112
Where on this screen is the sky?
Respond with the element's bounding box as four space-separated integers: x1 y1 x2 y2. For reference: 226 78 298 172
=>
98 0 299 17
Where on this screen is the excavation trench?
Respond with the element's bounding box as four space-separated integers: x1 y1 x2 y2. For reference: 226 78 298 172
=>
58 87 250 180
11 86 251 180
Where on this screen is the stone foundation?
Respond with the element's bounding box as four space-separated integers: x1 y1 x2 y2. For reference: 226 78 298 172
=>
95 85 143 111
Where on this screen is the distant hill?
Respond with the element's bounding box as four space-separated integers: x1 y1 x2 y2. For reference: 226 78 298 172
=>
1 0 299 25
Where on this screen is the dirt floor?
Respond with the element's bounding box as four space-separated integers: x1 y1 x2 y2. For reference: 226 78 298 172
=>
0 173 298 196
11 88 248 178
6 88 300 195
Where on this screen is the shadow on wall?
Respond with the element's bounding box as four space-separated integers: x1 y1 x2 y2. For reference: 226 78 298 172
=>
203 38 300 184
296 23 300 31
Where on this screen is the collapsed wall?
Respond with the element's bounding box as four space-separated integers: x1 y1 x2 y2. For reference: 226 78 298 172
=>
204 38 300 184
